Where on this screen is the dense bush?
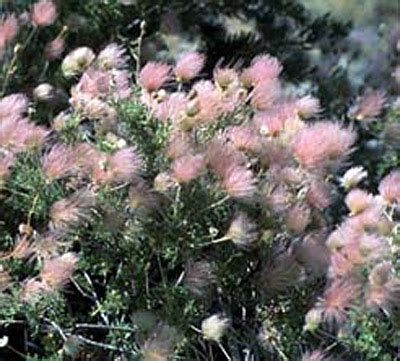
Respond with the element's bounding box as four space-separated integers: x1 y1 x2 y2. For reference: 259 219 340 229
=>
0 1 399 360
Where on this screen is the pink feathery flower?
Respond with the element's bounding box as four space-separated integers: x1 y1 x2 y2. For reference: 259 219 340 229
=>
0 14 19 47
71 142 100 175
92 147 142 185
50 189 96 230
296 95 321 118
213 67 239 89
139 62 171 92
110 69 132 100
166 131 192 159
171 154 206 184
329 251 357 278
250 79 281 111
225 212 258 248
264 184 293 212
6 118 49 152
31 231 67 259
0 151 15 185
306 180 332 210
378 170 400 204
97 43 128 70
285 203 311 234
189 80 223 124
326 223 362 252
225 125 262 153
348 90 386 121
73 67 110 100
358 233 389 261
344 205 385 234
206 138 247 179
345 189 375 215
253 102 296 137
45 35 65 60
174 52 205 82
155 92 187 123
0 116 20 149
259 140 292 168
21 279 51 302
40 252 79 290
0 93 29 121
31 0 57 27
291 122 356 169
41 144 77 181
221 165 257 200
23 124 49 150
366 262 400 315
241 54 282 87
317 279 360 326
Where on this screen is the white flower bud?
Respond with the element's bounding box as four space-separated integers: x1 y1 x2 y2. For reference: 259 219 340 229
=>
62 47 95 77
340 166 367 189
201 314 229 342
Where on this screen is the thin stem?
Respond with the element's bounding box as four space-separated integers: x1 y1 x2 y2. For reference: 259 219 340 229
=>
217 342 232 361
198 236 231 248
74 323 136 332
201 195 230 213
75 335 127 352
83 271 109 325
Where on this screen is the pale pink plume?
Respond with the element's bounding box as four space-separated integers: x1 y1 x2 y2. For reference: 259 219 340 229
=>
291 122 356 169
241 54 282 87
0 93 29 121
174 52 205 81
73 67 111 101
21 279 51 302
366 262 400 315
225 125 262 153
166 131 192 159
139 62 171 92
41 144 77 181
154 92 187 123
221 165 257 200
345 188 375 215
92 147 142 185
45 36 65 60
253 102 296 137
306 180 332 210
349 90 386 121
110 69 132 100
171 154 206 184
250 79 281 111
0 14 19 48
379 170 400 204
225 212 258 248
206 138 247 179
285 203 311 234
317 279 360 326
213 67 239 89
50 189 96 230
40 252 79 290
31 0 57 27
97 43 128 70
296 95 321 118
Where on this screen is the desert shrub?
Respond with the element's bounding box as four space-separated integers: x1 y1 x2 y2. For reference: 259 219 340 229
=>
0 1 399 360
